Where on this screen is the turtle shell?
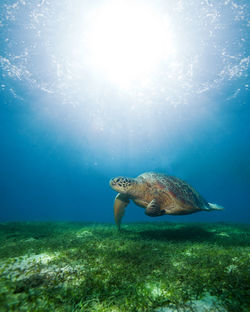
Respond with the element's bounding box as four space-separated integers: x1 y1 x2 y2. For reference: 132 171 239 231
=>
136 172 208 209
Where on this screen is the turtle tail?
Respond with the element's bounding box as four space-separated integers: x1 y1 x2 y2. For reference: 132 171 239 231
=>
207 203 224 211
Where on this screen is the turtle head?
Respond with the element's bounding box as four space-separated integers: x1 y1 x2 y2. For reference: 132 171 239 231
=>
109 176 137 196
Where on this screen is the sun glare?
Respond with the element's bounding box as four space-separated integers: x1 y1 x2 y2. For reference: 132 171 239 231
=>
86 0 175 89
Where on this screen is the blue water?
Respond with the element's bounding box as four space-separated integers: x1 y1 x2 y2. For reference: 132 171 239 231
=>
0 0 249 224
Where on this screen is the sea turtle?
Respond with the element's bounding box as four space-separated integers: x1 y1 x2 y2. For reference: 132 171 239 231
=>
109 172 224 229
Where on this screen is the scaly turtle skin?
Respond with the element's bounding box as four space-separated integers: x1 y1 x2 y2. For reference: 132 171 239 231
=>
109 172 224 229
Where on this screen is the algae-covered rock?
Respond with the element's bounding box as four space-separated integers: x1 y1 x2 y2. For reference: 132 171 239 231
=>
154 294 227 311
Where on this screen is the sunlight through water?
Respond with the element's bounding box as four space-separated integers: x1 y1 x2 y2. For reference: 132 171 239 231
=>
0 0 249 170
85 0 175 89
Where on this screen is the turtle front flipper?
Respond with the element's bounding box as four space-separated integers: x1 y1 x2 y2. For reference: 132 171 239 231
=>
114 193 130 229
145 199 164 217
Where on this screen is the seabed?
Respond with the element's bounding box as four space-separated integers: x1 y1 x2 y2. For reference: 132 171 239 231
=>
0 222 249 312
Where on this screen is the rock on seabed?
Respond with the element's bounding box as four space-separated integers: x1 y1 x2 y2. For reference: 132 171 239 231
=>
154 294 227 312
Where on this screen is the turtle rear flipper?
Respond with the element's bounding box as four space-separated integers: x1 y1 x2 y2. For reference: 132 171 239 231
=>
145 199 164 217
207 203 224 211
114 193 129 229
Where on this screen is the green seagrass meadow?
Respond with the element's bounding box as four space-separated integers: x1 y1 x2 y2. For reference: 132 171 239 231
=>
0 222 249 312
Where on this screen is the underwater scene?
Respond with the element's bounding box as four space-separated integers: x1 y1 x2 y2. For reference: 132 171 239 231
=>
0 0 249 311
